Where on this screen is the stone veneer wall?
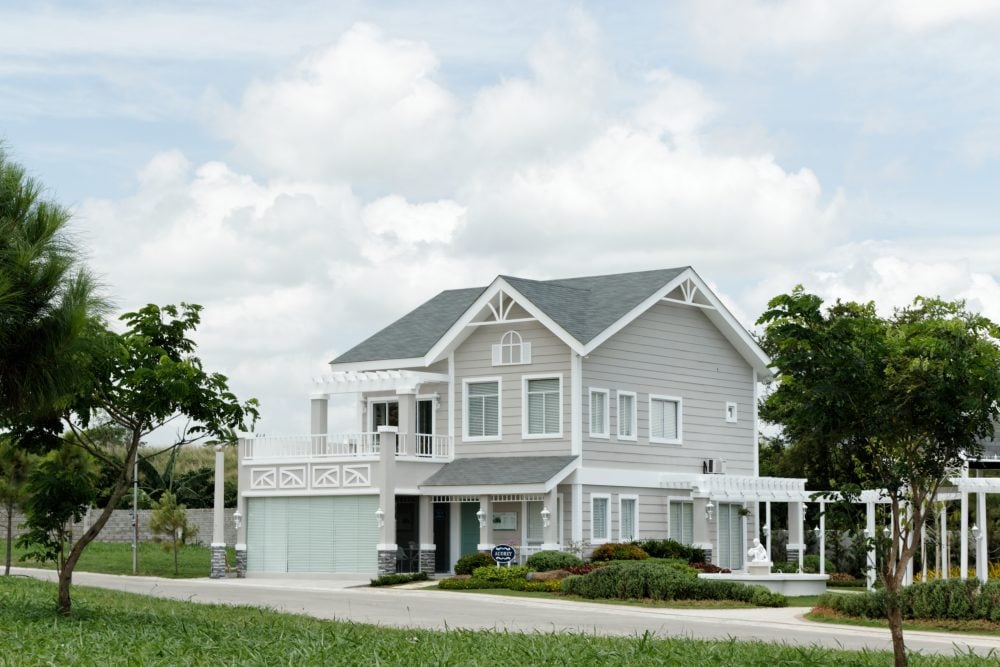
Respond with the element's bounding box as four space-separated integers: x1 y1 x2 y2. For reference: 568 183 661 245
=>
0 508 237 546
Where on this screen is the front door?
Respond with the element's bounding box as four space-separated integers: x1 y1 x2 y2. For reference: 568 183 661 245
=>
433 503 451 572
460 502 480 558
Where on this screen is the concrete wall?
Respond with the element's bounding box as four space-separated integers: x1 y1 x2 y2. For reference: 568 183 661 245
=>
0 508 238 546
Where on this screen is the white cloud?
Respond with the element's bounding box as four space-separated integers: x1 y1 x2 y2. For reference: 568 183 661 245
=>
219 23 457 192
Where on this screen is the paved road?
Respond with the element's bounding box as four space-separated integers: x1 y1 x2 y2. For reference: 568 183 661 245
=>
15 568 1000 658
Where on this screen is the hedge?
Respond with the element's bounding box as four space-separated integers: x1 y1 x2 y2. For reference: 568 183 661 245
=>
370 572 429 587
818 579 1000 622
454 552 496 575
636 539 706 563
561 561 786 607
525 550 583 572
590 543 649 562
438 565 563 592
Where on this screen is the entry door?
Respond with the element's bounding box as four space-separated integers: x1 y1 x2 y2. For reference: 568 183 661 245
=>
460 502 480 558
717 503 745 570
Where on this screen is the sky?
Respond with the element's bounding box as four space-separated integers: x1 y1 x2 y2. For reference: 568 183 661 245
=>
3 1 1000 441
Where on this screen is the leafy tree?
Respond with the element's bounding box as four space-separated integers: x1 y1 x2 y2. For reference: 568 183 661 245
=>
20 303 258 614
0 436 35 575
758 288 1000 667
149 490 198 576
0 148 103 426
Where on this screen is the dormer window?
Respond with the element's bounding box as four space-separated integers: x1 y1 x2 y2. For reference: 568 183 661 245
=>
491 330 532 366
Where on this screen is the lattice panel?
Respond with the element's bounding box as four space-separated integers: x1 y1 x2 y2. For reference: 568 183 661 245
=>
250 468 276 489
342 464 371 487
312 465 340 488
278 466 306 489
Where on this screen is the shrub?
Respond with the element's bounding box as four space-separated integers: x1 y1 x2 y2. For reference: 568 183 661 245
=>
690 562 730 574
561 560 786 607
564 563 608 575
770 561 799 574
802 555 835 574
370 572 429 587
817 590 887 619
526 550 582 572
827 572 864 586
590 543 649 562
522 579 564 592
454 552 495 575
470 565 530 586
438 577 485 590
637 539 705 563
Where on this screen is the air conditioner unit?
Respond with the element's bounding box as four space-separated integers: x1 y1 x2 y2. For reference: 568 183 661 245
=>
703 458 726 474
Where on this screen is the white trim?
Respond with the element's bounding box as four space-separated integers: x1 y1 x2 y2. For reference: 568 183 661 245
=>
367 396 398 433
468 317 537 327
571 352 583 456
328 357 425 372
752 370 759 476
616 390 637 441
648 394 683 445
618 494 639 542
725 401 738 424
590 493 611 544
462 376 502 442
448 353 455 443
241 489 380 497
377 543 398 551
522 373 564 440
425 277 586 365
588 387 610 439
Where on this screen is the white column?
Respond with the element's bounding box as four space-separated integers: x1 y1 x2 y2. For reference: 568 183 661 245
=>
310 396 328 435
570 351 582 457
542 487 559 550
866 501 877 590
211 444 225 546
477 494 492 551
764 501 772 560
397 393 415 455
961 491 969 580
940 502 949 580
977 491 987 583
571 483 583 544
378 428 397 550
818 501 826 576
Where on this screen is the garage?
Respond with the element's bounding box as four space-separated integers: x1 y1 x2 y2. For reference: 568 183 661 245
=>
245 495 379 574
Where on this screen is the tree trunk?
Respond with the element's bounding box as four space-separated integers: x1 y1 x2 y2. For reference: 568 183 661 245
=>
4 501 13 576
887 599 907 667
173 535 179 576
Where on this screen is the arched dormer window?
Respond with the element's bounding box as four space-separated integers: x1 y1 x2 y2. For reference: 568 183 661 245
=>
492 330 532 366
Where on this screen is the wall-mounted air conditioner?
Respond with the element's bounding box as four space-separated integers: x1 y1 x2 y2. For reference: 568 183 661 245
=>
703 458 726 474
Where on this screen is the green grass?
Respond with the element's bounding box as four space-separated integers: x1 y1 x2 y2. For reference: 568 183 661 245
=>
2 539 229 578
2 576 994 666
807 608 1000 637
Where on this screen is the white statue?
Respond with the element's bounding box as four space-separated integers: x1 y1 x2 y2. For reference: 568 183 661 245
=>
747 538 769 563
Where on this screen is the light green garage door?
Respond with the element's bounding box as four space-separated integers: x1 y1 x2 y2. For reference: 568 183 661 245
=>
246 496 379 574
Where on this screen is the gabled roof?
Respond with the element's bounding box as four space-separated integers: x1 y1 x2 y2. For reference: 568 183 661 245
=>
419 455 579 494
330 267 772 378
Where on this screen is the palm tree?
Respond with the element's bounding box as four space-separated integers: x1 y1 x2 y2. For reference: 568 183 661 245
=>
0 148 104 425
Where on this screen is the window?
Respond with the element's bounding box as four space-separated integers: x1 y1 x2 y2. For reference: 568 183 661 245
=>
523 375 562 438
619 496 638 542
492 330 532 366
649 395 682 444
589 388 609 438
669 501 693 545
617 391 637 441
591 494 610 543
464 379 500 441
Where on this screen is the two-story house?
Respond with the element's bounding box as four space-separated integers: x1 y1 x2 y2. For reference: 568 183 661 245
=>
234 267 808 576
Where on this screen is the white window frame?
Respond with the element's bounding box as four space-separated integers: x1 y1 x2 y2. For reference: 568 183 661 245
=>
492 330 532 366
590 493 611 544
618 494 639 542
616 390 637 441
462 376 502 442
521 374 563 439
649 394 682 445
588 387 610 439
669 499 694 545
367 396 399 431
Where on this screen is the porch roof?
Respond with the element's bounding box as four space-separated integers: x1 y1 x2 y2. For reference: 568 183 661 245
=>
419 455 579 495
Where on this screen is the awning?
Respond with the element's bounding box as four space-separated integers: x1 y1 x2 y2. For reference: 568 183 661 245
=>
419 455 579 496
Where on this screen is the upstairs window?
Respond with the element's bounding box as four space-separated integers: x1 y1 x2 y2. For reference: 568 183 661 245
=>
617 391 637 441
650 395 682 444
589 388 609 438
465 380 500 440
524 376 561 437
492 330 532 366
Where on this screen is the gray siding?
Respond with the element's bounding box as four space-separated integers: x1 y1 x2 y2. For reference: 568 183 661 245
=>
582 302 755 473
452 319 572 458
580 485 687 545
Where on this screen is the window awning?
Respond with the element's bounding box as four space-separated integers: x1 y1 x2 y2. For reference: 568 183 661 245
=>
313 370 449 396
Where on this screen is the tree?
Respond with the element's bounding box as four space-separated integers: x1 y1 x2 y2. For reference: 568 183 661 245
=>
758 288 1000 667
0 148 103 425
20 303 258 614
0 436 34 575
149 490 197 576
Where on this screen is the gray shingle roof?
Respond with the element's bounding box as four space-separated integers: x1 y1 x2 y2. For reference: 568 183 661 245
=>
331 267 689 364
420 456 578 487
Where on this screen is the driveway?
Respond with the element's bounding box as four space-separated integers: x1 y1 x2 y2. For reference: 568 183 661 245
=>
14 568 1000 658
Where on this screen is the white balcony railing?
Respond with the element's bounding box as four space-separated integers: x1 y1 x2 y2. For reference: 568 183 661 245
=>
241 433 450 462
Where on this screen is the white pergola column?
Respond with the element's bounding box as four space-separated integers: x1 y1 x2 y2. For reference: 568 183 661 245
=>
866 501 877 590
818 500 826 576
940 502 949 580
961 491 969 580
209 444 227 578
977 491 988 583
376 428 398 576
764 501 772 561
787 501 804 571
417 495 435 575
477 494 493 551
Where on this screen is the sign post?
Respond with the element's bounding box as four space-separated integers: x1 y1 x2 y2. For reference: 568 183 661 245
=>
491 544 517 567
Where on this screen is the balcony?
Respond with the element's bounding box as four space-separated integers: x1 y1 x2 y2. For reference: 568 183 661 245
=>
241 433 451 463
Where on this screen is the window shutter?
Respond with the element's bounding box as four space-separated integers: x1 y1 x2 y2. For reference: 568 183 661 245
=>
522 342 532 364
491 344 501 366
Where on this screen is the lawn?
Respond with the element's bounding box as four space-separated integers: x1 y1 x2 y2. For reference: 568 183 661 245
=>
1 539 230 578
808 608 1000 637
2 576 995 666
